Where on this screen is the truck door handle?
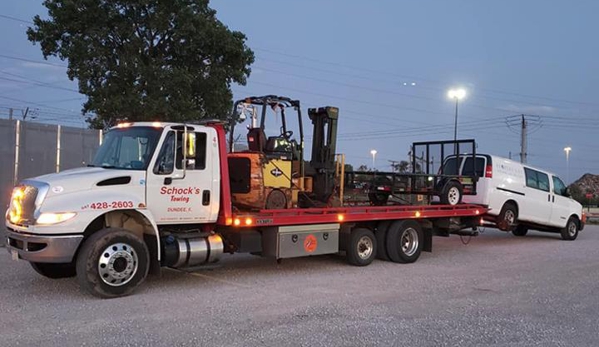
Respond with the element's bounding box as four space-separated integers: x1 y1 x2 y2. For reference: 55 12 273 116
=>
202 190 210 206
164 177 172 185
552 195 555 203
547 194 551 202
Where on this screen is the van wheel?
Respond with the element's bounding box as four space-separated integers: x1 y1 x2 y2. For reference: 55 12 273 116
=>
560 217 579 241
512 225 528 237
76 228 150 298
440 181 462 205
497 203 517 231
346 228 377 266
386 220 423 263
375 221 391 261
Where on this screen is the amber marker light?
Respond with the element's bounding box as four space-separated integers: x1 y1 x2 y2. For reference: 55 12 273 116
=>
233 218 241 226
337 214 345 222
415 211 421 218
245 218 252 226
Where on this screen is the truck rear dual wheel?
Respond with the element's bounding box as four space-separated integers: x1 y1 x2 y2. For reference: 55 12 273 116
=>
385 220 423 263
346 228 377 266
76 228 150 298
375 221 391 261
30 262 76 279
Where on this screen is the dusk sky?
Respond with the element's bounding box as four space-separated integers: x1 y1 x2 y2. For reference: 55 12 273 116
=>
1 1 598 183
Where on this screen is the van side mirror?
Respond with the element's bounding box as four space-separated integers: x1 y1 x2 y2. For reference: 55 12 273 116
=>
564 187 571 198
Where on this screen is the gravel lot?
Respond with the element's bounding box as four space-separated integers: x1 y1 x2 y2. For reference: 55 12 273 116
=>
1 225 598 346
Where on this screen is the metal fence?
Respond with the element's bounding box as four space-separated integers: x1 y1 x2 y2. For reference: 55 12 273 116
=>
1 119 101 244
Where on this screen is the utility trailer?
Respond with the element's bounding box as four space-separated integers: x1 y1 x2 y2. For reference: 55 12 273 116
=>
5 96 486 298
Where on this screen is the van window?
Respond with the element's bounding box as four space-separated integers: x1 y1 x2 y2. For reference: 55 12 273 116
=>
552 176 567 196
462 157 485 177
524 168 550 192
441 157 461 175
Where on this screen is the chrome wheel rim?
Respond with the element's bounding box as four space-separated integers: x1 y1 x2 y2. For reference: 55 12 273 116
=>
357 236 373 260
448 187 460 205
504 210 516 225
98 243 138 286
401 228 419 256
568 221 577 237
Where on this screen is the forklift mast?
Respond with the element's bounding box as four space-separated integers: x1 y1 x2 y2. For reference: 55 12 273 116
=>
308 106 339 202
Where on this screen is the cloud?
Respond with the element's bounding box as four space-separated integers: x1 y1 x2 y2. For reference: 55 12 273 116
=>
501 104 556 114
20 61 67 71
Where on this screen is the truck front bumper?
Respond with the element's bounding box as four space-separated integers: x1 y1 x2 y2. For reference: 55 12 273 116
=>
5 228 83 263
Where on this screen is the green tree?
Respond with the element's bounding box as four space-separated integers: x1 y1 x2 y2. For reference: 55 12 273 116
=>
28 0 254 128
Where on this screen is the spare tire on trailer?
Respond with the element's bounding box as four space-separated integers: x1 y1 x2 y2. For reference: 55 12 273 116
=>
385 220 423 263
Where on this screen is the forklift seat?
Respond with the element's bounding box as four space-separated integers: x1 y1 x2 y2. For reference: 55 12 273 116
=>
247 128 266 152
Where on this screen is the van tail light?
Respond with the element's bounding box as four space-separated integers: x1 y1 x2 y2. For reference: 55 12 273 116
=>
485 164 493 178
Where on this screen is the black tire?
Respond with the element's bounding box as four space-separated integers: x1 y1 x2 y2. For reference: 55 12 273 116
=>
30 262 76 279
375 221 391 261
346 228 377 266
386 220 423 263
266 189 287 209
369 193 389 206
439 181 462 205
497 203 518 231
560 217 579 241
512 225 528 237
76 228 150 298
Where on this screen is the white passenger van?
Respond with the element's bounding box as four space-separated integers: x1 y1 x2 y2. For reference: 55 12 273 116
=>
441 154 585 240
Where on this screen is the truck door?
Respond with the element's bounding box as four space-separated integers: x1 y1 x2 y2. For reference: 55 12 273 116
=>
146 127 219 224
549 175 572 228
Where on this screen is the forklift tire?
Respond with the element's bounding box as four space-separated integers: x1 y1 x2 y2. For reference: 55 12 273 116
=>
368 193 389 206
76 228 150 298
346 228 377 266
375 221 391 261
386 220 423 264
30 262 76 279
439 181 463 205
266 189 287 209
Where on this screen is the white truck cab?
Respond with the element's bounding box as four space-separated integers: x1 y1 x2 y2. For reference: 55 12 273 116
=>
5 122 224 296
442 154 584 239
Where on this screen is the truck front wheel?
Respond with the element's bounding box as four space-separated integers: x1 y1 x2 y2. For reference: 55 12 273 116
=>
30 262 76 279
76 228 150 298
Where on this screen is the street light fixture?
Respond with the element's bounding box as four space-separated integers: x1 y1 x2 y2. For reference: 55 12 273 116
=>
564 146 572 183
447 88 467 142
370 149 377 170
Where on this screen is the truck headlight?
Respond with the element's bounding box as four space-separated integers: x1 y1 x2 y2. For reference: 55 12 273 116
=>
8 187 25 224
36 212 77 225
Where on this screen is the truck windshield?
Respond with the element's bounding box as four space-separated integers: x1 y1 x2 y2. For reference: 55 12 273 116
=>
91 127 162 170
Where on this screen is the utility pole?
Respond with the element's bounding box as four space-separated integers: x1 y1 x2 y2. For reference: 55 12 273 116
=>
520 114 527 164
9 108 13 120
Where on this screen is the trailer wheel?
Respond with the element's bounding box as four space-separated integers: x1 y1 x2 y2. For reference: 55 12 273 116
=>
346 228 377 266
440 181 462 205
386 220 423 263
512 225 528 237
30 262 76 279
560 217 579 241
375 221 391 261
497 202 517 231
76 228 150 298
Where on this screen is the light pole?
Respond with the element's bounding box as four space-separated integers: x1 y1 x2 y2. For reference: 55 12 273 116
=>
564 146 572 183
370 149 377 170
447 88 467 142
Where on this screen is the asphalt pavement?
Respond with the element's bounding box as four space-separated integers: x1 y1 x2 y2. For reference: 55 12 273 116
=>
1 226 599 346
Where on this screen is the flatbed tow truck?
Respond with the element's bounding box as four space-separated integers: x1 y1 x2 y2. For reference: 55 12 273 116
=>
5 95 485 298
